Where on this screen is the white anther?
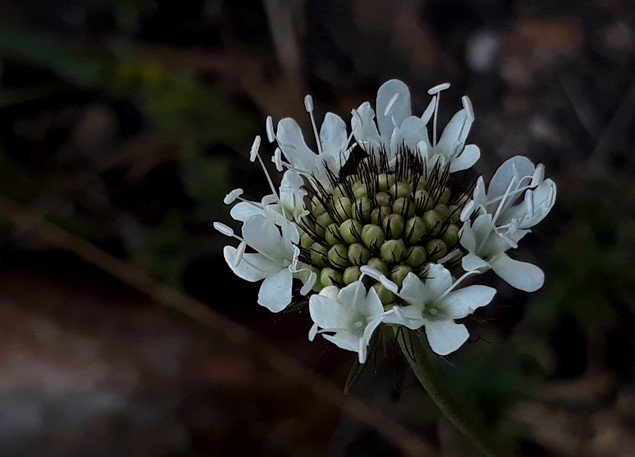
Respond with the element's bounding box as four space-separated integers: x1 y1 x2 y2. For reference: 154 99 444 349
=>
379 276 399 293
428 82 451 95
360 265 383 281
300 271 317 295
265 116 275 142
213 222 234 237
304 94 314 113
249 135 262 162
462 96 474 121
383 93 400 117
273 148 284 172
223 188 244 205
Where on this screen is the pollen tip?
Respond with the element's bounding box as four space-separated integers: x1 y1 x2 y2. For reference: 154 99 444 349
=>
249 135 262 162
428 82 451 95
304 95 314 113
265 116 275 142
213 222 234 237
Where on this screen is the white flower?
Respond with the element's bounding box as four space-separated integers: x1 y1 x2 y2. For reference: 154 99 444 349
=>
351 79 480 173
222 214 300 312
309 281 385 363
383 264 496 356
459 156 556 292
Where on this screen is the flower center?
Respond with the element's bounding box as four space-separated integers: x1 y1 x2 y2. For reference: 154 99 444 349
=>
298 149 472 305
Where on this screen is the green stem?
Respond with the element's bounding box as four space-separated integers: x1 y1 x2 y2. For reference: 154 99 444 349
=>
396 329 515 457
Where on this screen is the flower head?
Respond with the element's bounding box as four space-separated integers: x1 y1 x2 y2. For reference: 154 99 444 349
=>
216 79 556 362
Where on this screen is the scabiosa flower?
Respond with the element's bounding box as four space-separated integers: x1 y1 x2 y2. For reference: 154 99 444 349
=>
215 79 556 363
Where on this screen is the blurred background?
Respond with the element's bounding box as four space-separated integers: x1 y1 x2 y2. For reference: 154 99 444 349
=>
0 0 634 456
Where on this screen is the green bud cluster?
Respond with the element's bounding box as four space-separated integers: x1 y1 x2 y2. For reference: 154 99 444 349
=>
299 160 467 304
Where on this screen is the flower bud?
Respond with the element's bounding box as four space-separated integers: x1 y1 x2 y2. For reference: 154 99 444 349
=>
382 213 404 239
348 243 371 266
324 223 340 246
438 187 451 205
320 268 343 287
352 181 368 199
301 233 314 249
343 266 361 284
393 197 415 218
311 196 326 217
390 181 412 199
380 239 406 263
415 189 434 211
442 224 459 247
352 197 372 222
404 216 426 244
334 197 352 220
310 243 328 267
416 178 428 191
390 264 412 286
361 224 385 250
422 210 443 234
331 185 345 198
405 245 428 268
377 173 395 191
435 203 450 220
375 191 391 207
370 205 392 225
426 239 448 260
328 244 350 268
339 219 362 244
367 258 389 276
315 212 333 236
448 204 460 223
373 283 397 304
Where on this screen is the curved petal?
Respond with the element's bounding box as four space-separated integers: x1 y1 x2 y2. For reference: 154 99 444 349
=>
319 112 348 161
442 285 496 319
490 253 544 292
376 79 412 139
425 264 453 299
309 294 352 329
337 281 367 314
323 332 358 352
230 201 264 222
488 156 535 200
461 252 490 272
450 144 480 172
224 246 268 282
425 320 469 356
390 116 430 152
276 118 317 172
397 273 430 308
258 268 293 312
351 102 382 150
242 215 287 262
436 109 472 159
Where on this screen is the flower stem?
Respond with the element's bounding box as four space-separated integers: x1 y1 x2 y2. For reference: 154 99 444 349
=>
396 329 515 457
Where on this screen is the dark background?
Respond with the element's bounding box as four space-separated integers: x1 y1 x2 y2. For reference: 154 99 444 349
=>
0 1 634 456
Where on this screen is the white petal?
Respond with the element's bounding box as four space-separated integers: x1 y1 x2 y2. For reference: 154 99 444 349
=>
421 97 436 125
382 305 424 330
376 80 412 139
359 316 383 363
323 332 358 353
398 273 431 307
449 144 480 172
223 246 271 282
425 264 453 298
242 215 286 262
337 281 367 314
319 112 348 159
425 320 469 356
436 109 472 158
442 285 496 319
490 253 544 292
390 116 430 152
309 293 352 329
461 253 491 272
258 268 293 312
230 201 263 222
276 118 317 171
488 156 535 200
351 102 382 150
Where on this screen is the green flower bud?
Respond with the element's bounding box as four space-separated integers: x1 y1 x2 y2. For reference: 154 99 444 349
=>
315 212 333 236
331 185 345 198
448 204 460 223
380 239 407 263
404 216 426 244
334 197 352 220
352 197 372 223
377 173 395 191
311 196 326 217
415 189 435 211
438 187 451 205
390 264 413 286
416 178 428 191
390 181 412 199
339 219 362 244
352 181 368 199
393 197 415 218
426 239 448 261
435 203 450 219
320 268 342 286
361 224 385 250
373 283 397 304
422 210 443 234
382 213 404 239
370 205 392 225
310 243 328 267
442 224 459 247
348 243 371 266
367 258 389 276
405 245 428 268
375 191 391 207
324 223 340 246
343 266 361 284
301 233 314 249
328 244 350 268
